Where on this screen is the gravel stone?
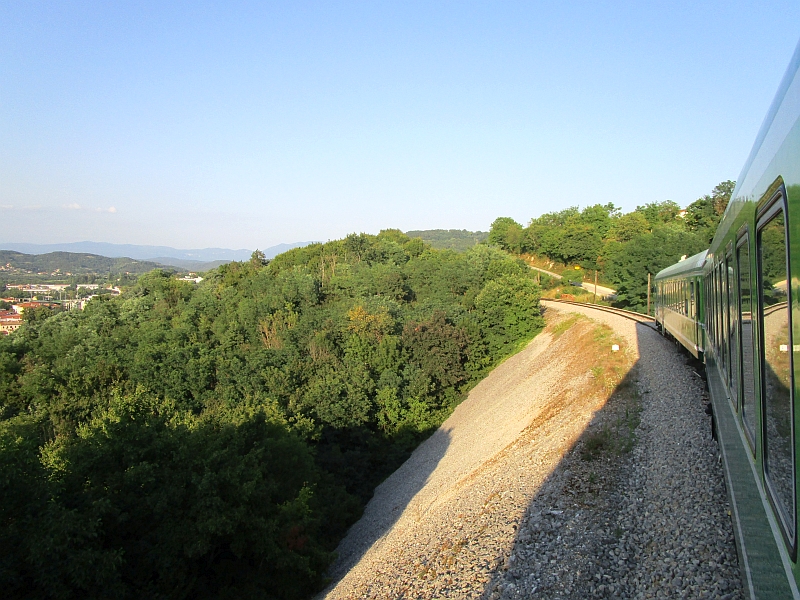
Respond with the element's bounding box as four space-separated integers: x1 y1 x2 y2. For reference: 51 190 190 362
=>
319 302 744 599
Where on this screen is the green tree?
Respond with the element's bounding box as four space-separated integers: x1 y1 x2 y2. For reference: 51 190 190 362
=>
488 217 524 253
579 203 618 238
0 395 344 600
635 200 683 229
474 275 544 353
684 180 736 242
21 305 56 325
250 249 268 267
555 223 602 268
606 228 706 311
401 311 469 398
608 211 650 242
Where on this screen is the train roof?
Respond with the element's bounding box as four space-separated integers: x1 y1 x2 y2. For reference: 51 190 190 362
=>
654 249 709 281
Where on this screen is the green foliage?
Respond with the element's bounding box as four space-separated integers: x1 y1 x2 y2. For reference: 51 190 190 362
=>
403 229 488 252
494 181 734 313
474 274 545 354
488 217 524 253
0 251 169 284
608 211 650 243
684 180 735 242
634 200 682 229
603 227 707 311
21 305 58 324
0 395 345 599
522 205 617 268
0 231 545 598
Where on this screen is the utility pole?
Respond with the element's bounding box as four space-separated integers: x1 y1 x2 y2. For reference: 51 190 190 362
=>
647 273 651 315
593 270 598 303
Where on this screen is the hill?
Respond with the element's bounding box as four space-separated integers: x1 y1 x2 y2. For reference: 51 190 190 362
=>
0 230 544 598
148 257 231 271
0 241 317 263
0 251 170 281
405 229 488 251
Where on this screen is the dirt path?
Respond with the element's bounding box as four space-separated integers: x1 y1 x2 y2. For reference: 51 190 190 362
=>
528 265 563 279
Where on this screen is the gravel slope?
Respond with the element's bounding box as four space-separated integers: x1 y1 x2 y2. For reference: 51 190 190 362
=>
321 302 743 599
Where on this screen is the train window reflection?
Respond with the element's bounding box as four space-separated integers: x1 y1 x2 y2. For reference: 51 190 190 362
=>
757 208 795 537
720 263 727 371
707 275 715 354
714 265 725 356
727 254 739 407
738 238 756 447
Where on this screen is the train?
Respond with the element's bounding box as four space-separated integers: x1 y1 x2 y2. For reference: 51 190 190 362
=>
654 39 800 598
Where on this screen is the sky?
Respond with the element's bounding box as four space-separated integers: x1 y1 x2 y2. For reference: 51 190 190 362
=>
2 1 800 251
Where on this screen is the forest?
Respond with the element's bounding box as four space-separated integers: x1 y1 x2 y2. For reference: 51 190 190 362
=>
404 229 488 252
0 251 171 285
0 231 544 599
0 182 733 598
487 181 734 311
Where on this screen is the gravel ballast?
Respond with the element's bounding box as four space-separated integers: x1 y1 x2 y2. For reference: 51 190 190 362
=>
321 302 744 599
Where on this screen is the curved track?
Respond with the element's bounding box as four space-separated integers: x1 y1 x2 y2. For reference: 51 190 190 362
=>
541 298 656 328
323 301 742 598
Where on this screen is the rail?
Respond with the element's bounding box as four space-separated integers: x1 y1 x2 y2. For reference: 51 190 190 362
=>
541 298 657 328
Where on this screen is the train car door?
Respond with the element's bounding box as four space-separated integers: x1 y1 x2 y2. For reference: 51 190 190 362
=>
756 194 796 554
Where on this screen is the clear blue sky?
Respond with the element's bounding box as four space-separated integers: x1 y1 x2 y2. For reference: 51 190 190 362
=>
2 1 799 250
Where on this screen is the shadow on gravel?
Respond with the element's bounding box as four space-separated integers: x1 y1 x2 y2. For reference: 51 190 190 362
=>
321 427 452 592
479 318 707 599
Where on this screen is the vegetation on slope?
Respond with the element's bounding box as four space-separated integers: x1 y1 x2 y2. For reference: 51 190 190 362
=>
404 229 488 252
0 230 544 599
488 181 734 311
0 250 172 283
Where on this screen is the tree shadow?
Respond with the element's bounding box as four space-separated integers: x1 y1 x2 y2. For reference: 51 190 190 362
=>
320 426 452 592
477 318 735 599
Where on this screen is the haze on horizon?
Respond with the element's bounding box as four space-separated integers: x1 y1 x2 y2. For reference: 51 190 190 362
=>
2 1 799 251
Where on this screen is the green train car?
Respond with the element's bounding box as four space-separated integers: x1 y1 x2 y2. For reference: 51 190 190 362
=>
654 250 707 358
654 39 800 598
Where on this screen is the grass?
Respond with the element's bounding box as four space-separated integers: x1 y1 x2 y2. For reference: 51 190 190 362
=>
540 285 613 304
580 381 642 462
551 314 584 337
579 324 642 461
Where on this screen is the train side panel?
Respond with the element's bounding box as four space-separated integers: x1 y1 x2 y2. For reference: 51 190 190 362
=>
701 38 800 599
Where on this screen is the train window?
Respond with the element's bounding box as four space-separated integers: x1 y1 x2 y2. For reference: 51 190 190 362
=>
727 251 739 407
684 281 689 316
721 262 728 364
707 273 715 353
690 280 696 319
709 271 715 352
713 266 720 354
708 269 717 360
757 202 795 542
716 261 727 366
738 234 756 448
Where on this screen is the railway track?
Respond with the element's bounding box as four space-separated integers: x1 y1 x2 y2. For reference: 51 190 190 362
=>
540 298 657 328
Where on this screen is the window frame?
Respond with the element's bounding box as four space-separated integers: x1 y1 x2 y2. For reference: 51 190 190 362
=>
737 229 757 452
756 189 797 556
727 244 739 409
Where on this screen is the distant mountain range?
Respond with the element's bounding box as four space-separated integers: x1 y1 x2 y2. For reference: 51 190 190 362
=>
0 241 317 269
